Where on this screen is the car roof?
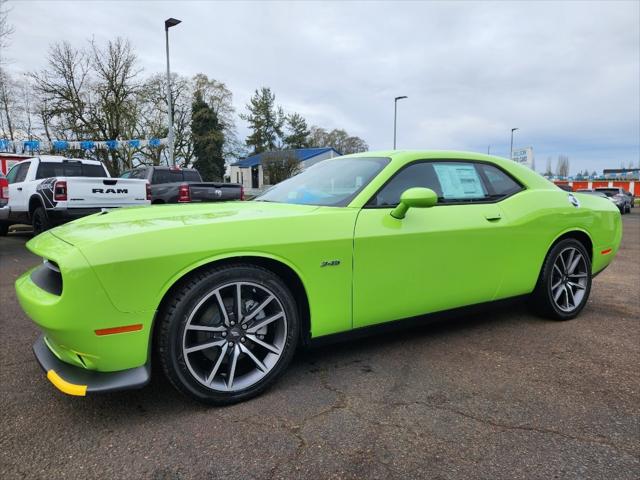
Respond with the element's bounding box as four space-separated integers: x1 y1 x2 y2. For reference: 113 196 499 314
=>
340 150 552 190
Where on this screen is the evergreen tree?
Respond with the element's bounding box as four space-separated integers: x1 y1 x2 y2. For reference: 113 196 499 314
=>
191 90 224 181
284 112 310 149
241 87 284 154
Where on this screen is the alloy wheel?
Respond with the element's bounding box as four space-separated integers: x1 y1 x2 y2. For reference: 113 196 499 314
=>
181 281 287 392
550 247 588 313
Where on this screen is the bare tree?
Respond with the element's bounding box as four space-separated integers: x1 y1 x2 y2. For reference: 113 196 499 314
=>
31 38 142 174
309 126 368 154
556 155 570 177
0 0 14 66
0 68 16 140
545 156 553 176
262 150 300 185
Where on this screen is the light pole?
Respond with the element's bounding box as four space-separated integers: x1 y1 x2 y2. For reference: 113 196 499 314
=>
393 96 408 149
165 17 181 166
510 127 519 160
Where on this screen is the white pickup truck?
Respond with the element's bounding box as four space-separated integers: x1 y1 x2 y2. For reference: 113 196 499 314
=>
0 155 150 235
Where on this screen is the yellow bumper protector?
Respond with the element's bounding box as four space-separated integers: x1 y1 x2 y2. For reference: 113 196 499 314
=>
46 370 87 396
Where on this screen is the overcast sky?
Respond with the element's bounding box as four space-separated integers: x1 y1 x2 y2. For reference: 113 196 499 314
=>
5 0 640 174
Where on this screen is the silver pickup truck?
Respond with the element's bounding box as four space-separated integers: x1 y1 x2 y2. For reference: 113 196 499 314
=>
121 166 243 204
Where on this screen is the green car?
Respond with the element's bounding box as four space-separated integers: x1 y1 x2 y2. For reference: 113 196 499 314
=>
15 151 621 404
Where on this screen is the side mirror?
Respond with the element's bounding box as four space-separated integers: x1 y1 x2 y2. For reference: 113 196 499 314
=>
390 187 438 219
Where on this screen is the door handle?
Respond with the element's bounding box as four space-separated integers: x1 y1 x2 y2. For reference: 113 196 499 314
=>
484 213 501 221
17 187 22 191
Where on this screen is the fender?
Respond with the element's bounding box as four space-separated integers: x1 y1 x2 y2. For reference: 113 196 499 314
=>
155 250 311 313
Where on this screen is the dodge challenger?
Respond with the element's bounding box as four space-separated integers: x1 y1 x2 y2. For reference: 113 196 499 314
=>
15 151 622 404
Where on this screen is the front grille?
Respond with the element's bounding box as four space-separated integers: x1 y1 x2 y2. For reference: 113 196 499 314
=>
31 260 63 296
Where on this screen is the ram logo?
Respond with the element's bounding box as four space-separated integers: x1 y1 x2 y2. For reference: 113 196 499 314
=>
92 188 128 194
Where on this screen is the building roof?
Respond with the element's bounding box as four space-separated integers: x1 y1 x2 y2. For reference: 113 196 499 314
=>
232 147 341 168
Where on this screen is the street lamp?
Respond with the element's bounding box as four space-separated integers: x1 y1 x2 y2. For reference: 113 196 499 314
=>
393 96 408 149
165 17 181 166
510 127 519 161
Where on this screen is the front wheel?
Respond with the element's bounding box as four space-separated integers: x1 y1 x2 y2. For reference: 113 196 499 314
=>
531 239 592 320
156 264 299 405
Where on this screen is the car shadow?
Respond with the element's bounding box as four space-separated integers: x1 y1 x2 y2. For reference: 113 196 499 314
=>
49 297 532 423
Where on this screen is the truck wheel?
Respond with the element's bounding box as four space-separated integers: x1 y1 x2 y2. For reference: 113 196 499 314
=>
0 222 8 236
32 207 51 235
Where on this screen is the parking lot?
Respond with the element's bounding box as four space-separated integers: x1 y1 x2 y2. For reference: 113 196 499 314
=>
0 212 638 480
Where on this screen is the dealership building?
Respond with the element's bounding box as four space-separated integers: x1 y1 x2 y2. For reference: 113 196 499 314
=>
228 147 341 191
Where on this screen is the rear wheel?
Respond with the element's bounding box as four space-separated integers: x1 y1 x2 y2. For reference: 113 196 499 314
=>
32 207 51 235
157 264 299 405
0 222 8 236
531 238 592 320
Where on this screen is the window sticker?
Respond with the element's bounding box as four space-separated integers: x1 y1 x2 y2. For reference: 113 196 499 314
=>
433 163 486 199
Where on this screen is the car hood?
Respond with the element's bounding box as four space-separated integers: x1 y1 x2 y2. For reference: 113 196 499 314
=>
49 201 321 247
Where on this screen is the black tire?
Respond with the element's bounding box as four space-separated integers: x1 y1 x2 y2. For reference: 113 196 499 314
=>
0 222 8 236
531 238 592 320
31 206 51 235
156 264 299 405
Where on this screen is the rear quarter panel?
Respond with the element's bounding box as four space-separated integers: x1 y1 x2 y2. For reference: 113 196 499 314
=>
497 189 621 299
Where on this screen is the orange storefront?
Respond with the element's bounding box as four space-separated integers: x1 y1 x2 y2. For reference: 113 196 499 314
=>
554 180 639 196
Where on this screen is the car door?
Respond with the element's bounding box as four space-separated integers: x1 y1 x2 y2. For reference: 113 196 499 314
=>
352 160 522 329
7 160 32 217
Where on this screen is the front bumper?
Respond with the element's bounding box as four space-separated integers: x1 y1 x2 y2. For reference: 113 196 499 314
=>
16 232 155 373
33 335 150 395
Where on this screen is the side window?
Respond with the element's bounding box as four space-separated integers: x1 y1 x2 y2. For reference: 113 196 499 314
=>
6 164 20 183
369 161 521 207
477 164 522 199
369 162 443 206
432 162 487 202
9 162 31 183
152 170 170 184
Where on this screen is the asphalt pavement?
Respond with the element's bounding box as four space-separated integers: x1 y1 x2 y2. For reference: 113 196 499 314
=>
1 212 638 479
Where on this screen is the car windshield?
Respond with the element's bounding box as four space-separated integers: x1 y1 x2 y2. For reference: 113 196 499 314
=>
255 157 389 206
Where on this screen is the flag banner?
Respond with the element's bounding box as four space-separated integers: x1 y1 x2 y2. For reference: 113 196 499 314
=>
23 140 40 151
0 138 167 154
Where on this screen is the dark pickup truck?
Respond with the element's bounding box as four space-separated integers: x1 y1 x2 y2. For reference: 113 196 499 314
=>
121 166 243 204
